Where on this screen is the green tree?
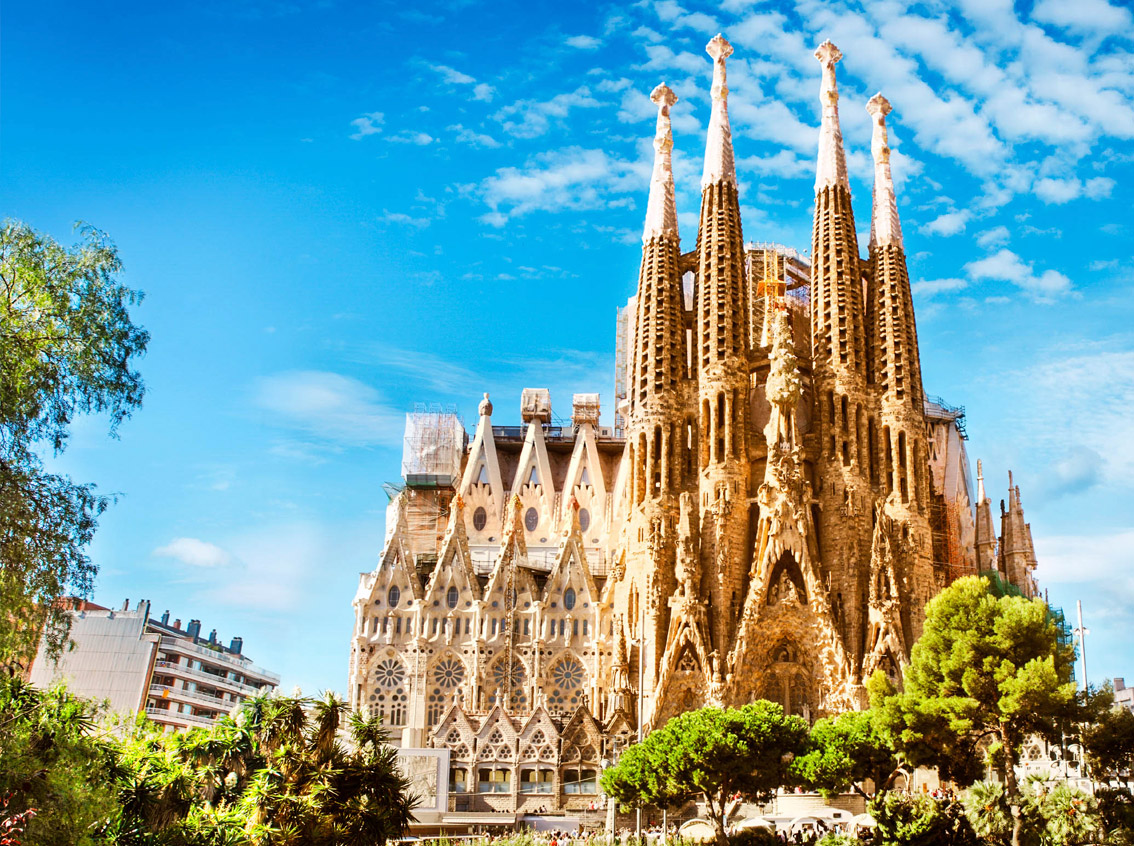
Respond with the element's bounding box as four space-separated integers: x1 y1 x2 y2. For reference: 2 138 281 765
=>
1082 704 1134 785
792 708 897 799
0 220 148 672
600 701 808 844
0 676 121 845
876 575 1076 846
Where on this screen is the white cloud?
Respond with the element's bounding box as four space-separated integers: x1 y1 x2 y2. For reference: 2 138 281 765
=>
435 64 475 85
388 131 434 145
965 248 1072 298
922 210 972 236
1032 0 1133 34
912 277 969 297
449 123 501 148
255 371 404 447
154 538 232 569
565 35 601 50
472 83 496 102
479 146 646 222
349 111 384 140
976 226 1011 248
494 87 602 138
378 210 430 229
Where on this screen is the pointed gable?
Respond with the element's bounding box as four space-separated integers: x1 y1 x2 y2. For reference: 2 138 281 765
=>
424 495 481 603
460 394 506 541
509 418 555 539
560 421 608 534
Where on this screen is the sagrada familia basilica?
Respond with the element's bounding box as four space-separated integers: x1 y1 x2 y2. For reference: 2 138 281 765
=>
349 35 1040 815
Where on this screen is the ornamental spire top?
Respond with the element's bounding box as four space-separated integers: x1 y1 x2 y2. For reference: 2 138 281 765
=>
643 83 680 242
701 34 737 189
867 93 904 250
814 40 849 193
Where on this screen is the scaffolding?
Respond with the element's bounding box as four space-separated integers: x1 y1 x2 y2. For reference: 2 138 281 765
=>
401 404 466 488
929 493 974 585
746 243 812 349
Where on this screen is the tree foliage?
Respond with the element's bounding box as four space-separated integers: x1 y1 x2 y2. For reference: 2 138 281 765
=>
1081 704 1134 783
869 790 980 846
0 676 416 846
874 576 1076 846
792 708 897 799
0 220 148 672
601 701 808 844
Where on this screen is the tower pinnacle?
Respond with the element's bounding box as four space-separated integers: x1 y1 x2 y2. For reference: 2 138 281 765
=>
643 83 679 243
867 94 903 250
702 34 737 188
814 40 848 193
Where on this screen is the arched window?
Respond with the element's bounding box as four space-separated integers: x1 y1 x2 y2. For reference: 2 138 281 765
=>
447 586 459 609
387 586 400 608
524 507 539 532
578 508 590 533
473 507 487 531
563 587 576 611
371 657 408 726
547 656 586 711
427 656 466 726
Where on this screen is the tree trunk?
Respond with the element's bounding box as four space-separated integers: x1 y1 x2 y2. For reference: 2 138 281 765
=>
707 792 728 846
1002 726 1022 846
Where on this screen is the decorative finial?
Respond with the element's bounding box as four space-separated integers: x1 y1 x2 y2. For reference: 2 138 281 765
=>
479 392 493 417
643 83 679 242
977 459 986 503
702 34 737 188
867 93 903 250
814 40 848 193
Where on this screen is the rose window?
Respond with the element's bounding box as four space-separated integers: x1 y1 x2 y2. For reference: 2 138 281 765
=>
374 658 405 689
489 658 528 710
548 657 586 710
432 657 465 688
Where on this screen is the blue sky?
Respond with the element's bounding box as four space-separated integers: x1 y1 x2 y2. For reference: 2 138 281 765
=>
4 0 1132 695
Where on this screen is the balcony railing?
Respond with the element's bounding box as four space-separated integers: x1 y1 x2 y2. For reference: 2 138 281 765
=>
149 683 235 711
158 636 279 684
145 705 217 727
153 660 267 697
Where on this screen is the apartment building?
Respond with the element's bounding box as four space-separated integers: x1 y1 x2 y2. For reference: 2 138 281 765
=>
30 598 279 731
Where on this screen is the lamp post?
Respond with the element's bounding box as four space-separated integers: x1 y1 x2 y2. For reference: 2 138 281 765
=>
1074 600 1090 694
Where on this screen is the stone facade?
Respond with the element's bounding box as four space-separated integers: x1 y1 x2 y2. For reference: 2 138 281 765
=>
348 35 1040 816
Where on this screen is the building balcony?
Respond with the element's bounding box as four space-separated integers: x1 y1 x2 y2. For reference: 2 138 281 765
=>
149 683 237 713
157 636 279 685
145 705 217 728
153 659 267 697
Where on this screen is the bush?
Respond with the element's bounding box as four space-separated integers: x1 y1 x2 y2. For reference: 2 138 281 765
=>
727 829 779 846
870 791 979 846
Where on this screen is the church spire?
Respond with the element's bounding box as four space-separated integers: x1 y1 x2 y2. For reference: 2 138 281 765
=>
643 83 679 243
702 34 737 188
694 33 749 654
867 94 903 250
865 93 923 417
814 40 848 193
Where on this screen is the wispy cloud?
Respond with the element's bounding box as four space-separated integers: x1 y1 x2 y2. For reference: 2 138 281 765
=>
965 248 1072 299
349 111 384 140
255 371 404 447
565 34 601 50
154 537 233 568
494 87 603 138
378 209 431 229
477 146 646 224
